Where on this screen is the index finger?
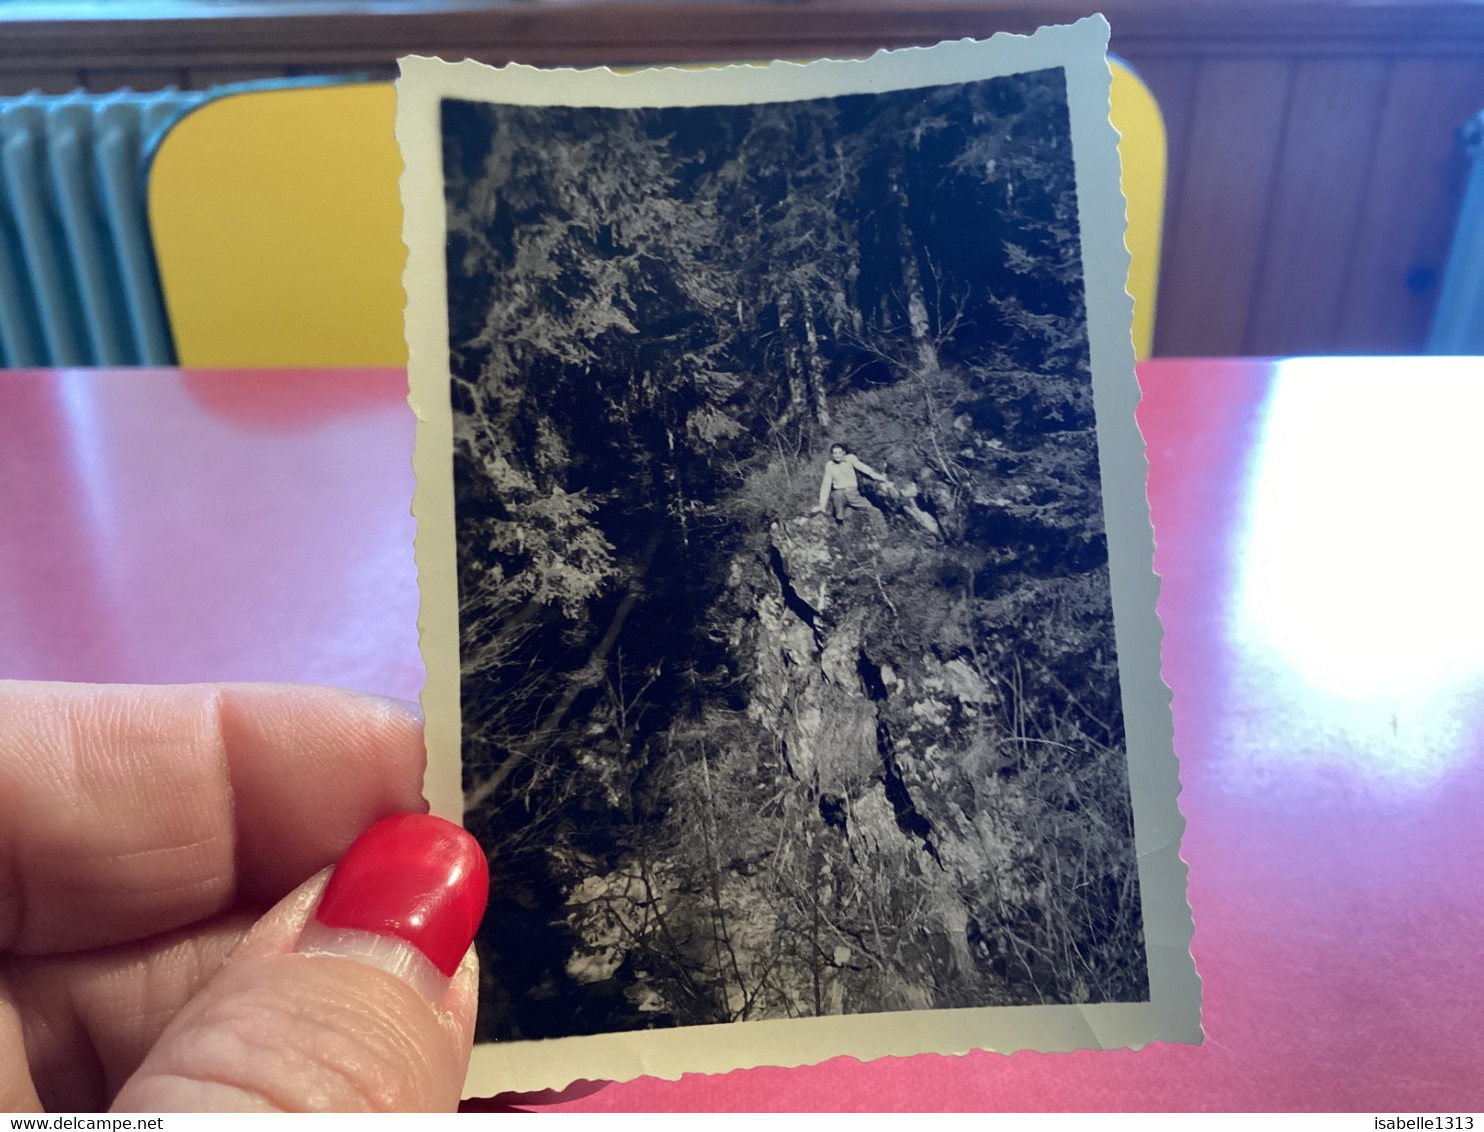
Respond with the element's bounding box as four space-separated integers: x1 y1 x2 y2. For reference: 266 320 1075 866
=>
0 682 428 955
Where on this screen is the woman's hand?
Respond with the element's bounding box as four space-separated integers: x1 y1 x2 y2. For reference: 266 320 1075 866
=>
0 681 485 1113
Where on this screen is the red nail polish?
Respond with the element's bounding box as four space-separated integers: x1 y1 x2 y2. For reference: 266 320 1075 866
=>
315 813 488 977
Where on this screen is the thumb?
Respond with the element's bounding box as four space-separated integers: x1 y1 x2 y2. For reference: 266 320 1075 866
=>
112 814 488 1113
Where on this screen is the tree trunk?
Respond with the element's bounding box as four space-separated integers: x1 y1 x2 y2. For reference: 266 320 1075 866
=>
890 169 938 376
779 295 809 421
801 300 832 429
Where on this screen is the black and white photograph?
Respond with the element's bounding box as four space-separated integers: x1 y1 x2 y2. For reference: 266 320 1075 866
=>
398 23 1198 1091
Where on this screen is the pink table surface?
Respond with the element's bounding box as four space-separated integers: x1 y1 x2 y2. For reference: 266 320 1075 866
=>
2 359 1481 1112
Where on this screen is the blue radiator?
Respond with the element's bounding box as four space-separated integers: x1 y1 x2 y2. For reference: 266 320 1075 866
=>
1430 110 1484 355
0 87 206 368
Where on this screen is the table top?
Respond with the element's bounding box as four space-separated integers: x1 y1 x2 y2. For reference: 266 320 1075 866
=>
2 358 1482 1112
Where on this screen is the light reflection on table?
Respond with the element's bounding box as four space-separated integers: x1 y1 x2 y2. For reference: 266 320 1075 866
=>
1236 357 1484 785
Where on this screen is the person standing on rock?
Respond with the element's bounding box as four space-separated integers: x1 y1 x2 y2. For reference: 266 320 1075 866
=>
813 442 889 532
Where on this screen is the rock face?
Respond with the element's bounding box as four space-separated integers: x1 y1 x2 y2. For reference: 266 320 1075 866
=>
554 441 1148 1026
762 515 941 857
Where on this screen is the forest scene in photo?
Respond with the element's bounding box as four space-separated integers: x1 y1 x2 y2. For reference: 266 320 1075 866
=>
441 67 1148 1042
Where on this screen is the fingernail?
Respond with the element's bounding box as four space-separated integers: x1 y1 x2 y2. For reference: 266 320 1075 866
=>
350 690 425 725
297 814 488 1004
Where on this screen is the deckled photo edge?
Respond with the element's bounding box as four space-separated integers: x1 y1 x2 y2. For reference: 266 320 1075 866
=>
398 67 464 827
396 17 1201 1096
1058 21 1203 1052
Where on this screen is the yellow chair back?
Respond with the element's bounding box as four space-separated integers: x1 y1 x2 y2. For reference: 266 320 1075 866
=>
149 83 406 367
149 65 1164 367
1109 57 1167 360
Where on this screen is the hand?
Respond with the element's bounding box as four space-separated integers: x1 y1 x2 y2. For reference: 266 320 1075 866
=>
0 681 486 1113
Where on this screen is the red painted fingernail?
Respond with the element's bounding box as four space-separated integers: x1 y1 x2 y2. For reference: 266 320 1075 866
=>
313 813 488 978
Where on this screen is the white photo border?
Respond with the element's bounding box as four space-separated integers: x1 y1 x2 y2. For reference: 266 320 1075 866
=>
397 16 1201 1096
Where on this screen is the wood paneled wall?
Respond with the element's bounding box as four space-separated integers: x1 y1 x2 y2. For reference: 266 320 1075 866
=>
4 0 1484 356
1134 52 1484 356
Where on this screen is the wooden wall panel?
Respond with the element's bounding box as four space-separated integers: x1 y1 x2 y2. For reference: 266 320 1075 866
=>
0 69 84 94
183 65 293 88
285 62 399 81
80 66 189 91
1243 57 1391 355
1154 58 1294 357
1336 57 1484 353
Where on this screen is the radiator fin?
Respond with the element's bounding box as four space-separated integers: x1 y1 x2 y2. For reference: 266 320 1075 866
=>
0 88 206 368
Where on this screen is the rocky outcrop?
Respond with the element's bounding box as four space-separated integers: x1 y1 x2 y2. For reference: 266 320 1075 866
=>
764 515 942 858
552 372 1146 1029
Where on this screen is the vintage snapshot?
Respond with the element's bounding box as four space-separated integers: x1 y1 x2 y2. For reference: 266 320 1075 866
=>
398 18 1199 1095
